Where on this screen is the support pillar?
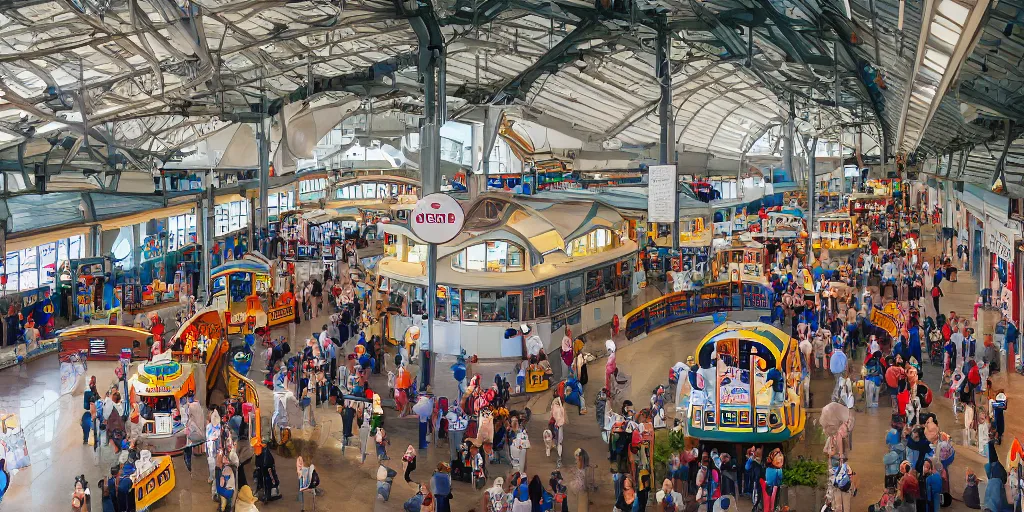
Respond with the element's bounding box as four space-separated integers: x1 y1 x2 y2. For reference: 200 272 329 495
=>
418 46 443 390
656 27 678 252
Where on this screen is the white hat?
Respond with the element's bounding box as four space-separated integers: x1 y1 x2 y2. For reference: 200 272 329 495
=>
605 340 616 354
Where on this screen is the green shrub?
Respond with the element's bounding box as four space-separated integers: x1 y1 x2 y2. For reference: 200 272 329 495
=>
781 458 828 488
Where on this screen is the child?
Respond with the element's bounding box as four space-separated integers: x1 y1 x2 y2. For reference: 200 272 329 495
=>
543 429 554 457
813 333 826 372
376 427 390 461
976 408 990 456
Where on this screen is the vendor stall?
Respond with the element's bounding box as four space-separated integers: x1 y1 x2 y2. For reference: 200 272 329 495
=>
57 325 153 361
128 354 197 440
210 253 295 335
709 240 767 284
685 322 805 443
813 213 859 251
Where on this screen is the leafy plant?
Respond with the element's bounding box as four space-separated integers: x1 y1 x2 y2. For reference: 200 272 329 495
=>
781 458 828 488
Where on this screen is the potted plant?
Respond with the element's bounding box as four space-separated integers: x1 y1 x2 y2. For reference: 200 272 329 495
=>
781 458 828 511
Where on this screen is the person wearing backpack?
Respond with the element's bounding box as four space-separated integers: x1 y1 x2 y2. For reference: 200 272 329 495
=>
656 479 683 512
831 457 855 512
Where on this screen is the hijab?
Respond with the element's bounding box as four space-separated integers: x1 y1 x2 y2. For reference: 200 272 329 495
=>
528 475 544 504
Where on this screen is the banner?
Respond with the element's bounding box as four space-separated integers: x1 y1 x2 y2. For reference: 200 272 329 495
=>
870 308 900 338
623 281 765 340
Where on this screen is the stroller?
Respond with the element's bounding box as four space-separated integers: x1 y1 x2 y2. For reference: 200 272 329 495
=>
253 447 282 502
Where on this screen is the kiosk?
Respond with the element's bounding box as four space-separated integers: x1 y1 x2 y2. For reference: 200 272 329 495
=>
813 213 860 251
57 325 153 361
685 322 805 443
210 253 295 335
128 355 197 440
709 240 767 284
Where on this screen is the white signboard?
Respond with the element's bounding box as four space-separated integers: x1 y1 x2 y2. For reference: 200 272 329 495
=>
648 165 677 223
410 193 466 244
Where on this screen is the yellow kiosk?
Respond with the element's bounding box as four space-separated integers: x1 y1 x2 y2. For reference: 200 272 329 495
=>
210 253 295 335
686 322 805 443
813 213 860 251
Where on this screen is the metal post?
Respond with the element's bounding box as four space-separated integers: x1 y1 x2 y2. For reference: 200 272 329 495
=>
258 117 270 253
657 27 678 252
196 179 208 300
807 137 817 265
205 181 216 302
482 108 492 193
420 47 442 390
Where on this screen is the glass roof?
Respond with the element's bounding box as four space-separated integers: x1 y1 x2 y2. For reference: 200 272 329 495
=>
0 0 1019 194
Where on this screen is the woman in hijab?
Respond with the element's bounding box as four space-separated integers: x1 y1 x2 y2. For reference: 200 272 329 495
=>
511 474 532 512
528 475 544 512
984 440 1011 512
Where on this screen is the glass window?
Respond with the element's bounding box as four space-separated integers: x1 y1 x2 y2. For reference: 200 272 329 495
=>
486 241 508 272
550 279 566 312
449 288 461 321
363 184 375 198
4 252 18 292
508 245 524 270
479 291 508 322
58 238 70 264
451 250 465 270
507 293 521 322
38 240 56 286
466 244 486 271
377 184 388 198
567 275 583 305
533 287 547 318
19 247 37 290
435 286 448 322
69 235 83 259
452 241 525 273
463 290 480 321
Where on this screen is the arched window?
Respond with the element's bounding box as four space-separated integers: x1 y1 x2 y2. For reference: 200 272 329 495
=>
565 228 616 257
451 241 525 272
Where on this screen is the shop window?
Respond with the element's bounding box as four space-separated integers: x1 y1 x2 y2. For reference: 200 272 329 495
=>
463 290 480 321
567 275 583 305
435 286 448 322
549 280 565 312
449 288 461 321
19 247 37 291
533 287 547 318
602 265 615 293
480 291 511 322
507 293 521 322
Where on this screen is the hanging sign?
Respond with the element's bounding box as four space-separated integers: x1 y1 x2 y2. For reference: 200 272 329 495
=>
409 193 465 244
647 165 678 223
